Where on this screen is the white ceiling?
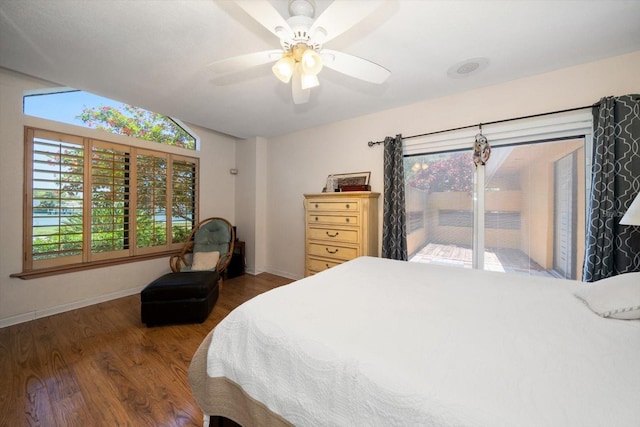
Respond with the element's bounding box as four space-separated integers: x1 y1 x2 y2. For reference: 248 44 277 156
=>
1 0 639 139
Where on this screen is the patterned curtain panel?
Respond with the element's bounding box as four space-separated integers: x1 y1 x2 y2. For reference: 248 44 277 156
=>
382 134 408 261
583 94 640 281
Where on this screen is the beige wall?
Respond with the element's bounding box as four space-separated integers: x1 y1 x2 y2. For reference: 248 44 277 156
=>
262 51 640 279
0 68 237 327
235 137 269 275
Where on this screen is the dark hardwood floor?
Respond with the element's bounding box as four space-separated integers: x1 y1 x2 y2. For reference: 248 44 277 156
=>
0 272 293 427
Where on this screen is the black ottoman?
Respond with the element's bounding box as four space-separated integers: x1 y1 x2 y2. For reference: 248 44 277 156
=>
141 271 219 326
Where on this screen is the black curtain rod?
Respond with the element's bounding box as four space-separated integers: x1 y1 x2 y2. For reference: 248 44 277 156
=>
367 104 596 147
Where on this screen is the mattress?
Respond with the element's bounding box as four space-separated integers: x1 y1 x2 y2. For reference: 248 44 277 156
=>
189 256 640 426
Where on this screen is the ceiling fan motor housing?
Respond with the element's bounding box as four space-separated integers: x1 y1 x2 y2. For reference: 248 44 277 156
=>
288 0 315 18
281 0 324 52
282 16 323 52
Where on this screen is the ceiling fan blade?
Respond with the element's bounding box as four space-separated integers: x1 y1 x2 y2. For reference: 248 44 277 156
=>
321 49 390 84
310 0 385 44
235 0 293 39
291 66 311 104
208 50 283 77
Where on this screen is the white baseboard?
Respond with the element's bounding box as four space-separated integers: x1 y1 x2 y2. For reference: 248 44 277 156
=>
0 286 145 329
241 266 301 281
0 312 37 328
261 267 303 281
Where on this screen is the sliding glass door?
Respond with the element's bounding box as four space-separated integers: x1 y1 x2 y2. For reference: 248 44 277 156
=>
405 151 474 268
405 138 585 280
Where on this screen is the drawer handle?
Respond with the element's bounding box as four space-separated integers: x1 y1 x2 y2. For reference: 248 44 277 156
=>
326 231 339 237
315 203 319 208
325 263 330 269
325 248 339 254
346 204 350 209
345 218 350 223
315 216 319 221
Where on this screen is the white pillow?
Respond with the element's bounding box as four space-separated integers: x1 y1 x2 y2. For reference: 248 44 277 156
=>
575 272 640 319
191 251 220 271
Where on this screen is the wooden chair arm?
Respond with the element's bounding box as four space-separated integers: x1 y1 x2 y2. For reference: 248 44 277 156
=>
170 254 188 272
217 252 233 273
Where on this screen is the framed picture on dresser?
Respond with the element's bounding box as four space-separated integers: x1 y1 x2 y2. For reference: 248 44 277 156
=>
324 172 371 192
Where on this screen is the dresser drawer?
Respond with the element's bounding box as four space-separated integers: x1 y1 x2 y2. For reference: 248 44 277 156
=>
308 214 359 226
308 226 359 244
307 199 359 212
307 257 342 273
308 242 359 261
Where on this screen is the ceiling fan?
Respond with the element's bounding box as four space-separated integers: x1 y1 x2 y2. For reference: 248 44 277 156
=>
209 0 391 104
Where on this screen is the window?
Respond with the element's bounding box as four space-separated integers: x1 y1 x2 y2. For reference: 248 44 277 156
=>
407 211 425 233
30 130 85 265
23 127 198 274
404 110 592 280
23 89 197 150
171 159 197 242
136 151 168 250
91 142 130 258
438 209 521 229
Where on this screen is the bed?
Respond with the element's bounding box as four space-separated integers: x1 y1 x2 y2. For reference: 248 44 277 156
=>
188 256 640 426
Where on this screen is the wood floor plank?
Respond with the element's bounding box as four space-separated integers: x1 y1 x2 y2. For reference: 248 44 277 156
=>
6 324 58 427
70 355 126 426
0 272 293 426
21 378 54 427
0 327 13 418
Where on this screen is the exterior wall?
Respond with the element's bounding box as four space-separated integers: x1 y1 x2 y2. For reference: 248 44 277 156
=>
405 186 428 256
521 140 584 272
418 191 522 249
520 158 554 268
426 192 473 247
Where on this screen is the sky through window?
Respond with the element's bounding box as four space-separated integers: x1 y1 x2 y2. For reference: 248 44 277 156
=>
24 89 196 150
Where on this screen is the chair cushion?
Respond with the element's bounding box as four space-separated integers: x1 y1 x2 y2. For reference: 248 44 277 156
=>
141 271 219 302
191 251 220 271
194 219 231 255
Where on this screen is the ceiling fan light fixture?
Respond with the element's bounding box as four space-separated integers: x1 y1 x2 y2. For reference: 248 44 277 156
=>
272 54 295 83
301 48 323 75
300 72 320 90
220 0 390 105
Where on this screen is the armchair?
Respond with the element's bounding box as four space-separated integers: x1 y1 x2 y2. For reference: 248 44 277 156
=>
170 217 235 274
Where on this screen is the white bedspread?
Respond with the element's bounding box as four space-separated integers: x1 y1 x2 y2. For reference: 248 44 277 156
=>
206 256 640 426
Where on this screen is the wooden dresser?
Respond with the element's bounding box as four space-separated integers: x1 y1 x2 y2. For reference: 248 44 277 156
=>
304 192 380 276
